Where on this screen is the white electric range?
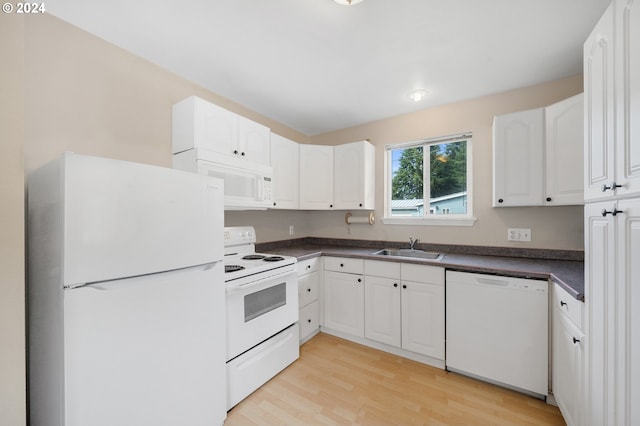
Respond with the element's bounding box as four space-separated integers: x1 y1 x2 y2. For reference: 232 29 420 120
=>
223 226 299 410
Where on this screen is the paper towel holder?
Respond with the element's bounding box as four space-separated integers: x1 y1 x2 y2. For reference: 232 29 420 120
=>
345 211 375 225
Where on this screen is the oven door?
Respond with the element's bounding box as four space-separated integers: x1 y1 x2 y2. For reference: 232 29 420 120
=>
226 268 298 360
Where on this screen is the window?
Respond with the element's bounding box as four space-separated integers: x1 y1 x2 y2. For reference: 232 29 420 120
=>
383 133 476 226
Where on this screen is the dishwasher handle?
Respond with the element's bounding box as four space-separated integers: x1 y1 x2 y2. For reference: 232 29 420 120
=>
476 277 510 287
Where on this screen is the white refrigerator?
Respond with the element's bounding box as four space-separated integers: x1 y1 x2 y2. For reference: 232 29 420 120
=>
28 152 226 426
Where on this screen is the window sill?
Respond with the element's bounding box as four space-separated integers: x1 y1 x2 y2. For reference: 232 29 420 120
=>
381 216 477 227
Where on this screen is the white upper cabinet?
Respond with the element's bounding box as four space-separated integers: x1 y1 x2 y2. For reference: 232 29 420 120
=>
493 94 584 207
237 116 271 165
270 133 299 209
334 141 375 210
299 144 334 209
493 108 545 206
299 140 376 210
545 93 585 205
172 96 270 166
584 7 616 201
615 0 640 199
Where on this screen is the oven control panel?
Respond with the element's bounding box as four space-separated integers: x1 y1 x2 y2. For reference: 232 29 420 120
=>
224 226 256 247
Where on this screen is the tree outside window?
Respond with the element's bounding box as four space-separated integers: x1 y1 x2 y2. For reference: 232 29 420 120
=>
388 137 470 218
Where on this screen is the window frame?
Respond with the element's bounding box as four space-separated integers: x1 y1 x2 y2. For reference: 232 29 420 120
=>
382 133 476 226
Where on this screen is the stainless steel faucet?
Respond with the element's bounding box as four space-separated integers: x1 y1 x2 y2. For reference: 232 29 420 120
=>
409 236 419 250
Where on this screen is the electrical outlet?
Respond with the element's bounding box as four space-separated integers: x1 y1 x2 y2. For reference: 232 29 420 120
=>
507 228 531 242
289 225 294 236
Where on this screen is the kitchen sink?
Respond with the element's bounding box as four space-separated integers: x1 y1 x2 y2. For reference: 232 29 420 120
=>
372 248 443 261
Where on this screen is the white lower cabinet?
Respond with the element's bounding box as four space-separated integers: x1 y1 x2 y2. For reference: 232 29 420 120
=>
362 260 445 361
400 269 445 359
552 283 585 426
323 257 365 337
297 258 320 344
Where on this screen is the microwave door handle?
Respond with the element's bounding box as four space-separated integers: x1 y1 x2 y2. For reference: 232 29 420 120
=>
257 175 264 201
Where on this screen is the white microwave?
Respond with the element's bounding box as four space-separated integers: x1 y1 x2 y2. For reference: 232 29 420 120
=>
173 149 273 210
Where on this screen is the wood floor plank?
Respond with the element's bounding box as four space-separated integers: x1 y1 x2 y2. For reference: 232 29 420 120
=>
225 333 566 425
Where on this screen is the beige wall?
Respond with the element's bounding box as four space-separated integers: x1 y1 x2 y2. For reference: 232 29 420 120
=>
299 75 585 250
0 13 26 426
22 14 308 175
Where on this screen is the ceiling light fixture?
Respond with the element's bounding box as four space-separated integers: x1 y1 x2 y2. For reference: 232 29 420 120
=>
408 90 428 102
333 0 364 5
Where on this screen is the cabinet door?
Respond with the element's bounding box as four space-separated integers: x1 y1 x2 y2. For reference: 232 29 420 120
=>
553 308 585 426
196 99 238 157
323 271 364 337
334 141 375 210
364 276 401 347
584 201 616 426
584 6 615 201
270 134 299 209
299 145 334 209
545 93 584 205
615 0 640 198
401 280 444 359
492 108 544 206
172 96 238 155
238 116 271 166
616 198 640 425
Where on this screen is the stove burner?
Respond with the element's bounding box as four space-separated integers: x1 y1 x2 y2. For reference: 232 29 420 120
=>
225 265 245 273
242 254 266 260
263 256 285 262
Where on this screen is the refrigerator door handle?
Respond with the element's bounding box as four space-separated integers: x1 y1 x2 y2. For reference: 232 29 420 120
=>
66 261 222 290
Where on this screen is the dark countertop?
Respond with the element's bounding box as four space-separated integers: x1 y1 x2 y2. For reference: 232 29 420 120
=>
265 243 584 301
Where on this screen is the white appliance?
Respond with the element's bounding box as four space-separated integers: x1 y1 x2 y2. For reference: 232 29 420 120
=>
28 152 227 426
445 271 548 398
173 148 273 210
223 226 299 409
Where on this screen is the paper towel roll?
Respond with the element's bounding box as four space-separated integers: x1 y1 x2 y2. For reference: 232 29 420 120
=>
345 212 374 225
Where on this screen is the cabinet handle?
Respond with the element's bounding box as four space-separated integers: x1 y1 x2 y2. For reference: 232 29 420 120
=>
340 263 344 267
498 199 504 203
359 203 363 207
572 337 581 344
546 197 552 202
241 152 245 156
330 204 333 208
307 288 311 292
273 202 277 206
402 284 407 289
393 283 398 287
306 265 311 270
233 150 238 155
308 319 312 323
602 207 623 217
357 278 362 283
601 182 622 192
560 300 567 307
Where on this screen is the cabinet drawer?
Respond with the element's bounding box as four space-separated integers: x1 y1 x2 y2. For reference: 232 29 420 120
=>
299 301 319 343
553 282 584 330
365 260 400 279
401 264 444 285
324 256 364 274
298 271 319 307
297 257 320 275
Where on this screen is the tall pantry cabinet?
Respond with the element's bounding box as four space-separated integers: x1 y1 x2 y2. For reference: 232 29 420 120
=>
584 1 640 425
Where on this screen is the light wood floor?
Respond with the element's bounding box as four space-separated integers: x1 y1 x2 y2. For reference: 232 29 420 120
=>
225 333 565 425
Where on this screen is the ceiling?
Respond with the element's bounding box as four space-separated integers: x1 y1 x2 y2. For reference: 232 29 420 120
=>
47 0 611 136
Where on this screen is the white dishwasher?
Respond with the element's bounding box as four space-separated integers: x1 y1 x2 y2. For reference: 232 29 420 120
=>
445 271 548 398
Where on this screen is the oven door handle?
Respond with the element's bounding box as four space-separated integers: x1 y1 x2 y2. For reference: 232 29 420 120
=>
225 274 287 294
225 270 295 293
